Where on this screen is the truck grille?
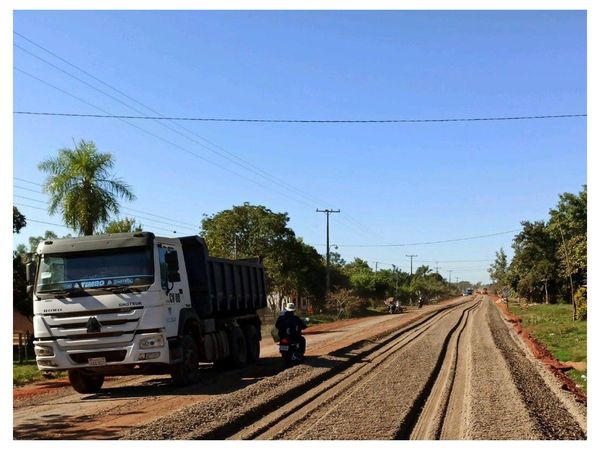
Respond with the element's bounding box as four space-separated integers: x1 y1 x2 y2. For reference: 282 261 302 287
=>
41 307 144 347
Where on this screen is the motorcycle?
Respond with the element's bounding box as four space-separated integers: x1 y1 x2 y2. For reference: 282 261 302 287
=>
388 300 403 314
279 337 304 366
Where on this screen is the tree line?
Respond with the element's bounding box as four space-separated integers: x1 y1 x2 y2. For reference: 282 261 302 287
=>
488 185 587 320
13 139 466 319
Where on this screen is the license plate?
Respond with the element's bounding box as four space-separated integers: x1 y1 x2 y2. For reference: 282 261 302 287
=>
88 357 106 366
279 345 289 351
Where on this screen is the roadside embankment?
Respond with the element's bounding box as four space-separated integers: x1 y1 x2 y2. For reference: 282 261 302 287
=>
491 296 587 401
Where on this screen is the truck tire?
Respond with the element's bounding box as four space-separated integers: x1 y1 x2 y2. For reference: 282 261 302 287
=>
68 369 104 394
170 334 201 386
244 324 260 364
228 327 248 369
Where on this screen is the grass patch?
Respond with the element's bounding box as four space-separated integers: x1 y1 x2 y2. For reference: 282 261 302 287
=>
13 362 44 386
509 301 587 392
13 362 67 387
567 369 587 393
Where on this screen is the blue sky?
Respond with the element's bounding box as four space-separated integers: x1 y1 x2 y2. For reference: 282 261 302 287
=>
12 10 586 283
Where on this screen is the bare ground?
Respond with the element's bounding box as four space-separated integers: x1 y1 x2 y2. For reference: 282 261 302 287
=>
13 296 586 440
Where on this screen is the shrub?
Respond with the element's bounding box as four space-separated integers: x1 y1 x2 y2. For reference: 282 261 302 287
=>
574 287 587 321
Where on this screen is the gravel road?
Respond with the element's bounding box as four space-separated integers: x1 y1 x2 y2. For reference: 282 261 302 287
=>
13 296 586 440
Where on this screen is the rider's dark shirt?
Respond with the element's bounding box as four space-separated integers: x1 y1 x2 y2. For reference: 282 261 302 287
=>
275 311 306 338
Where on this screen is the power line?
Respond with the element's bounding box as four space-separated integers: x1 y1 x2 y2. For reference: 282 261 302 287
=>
13 111 588 124
313 229 519 247
13 185 199 232
15 179 200 228
12 184 43 195
9 31 462 243
14 194 45 204
14 66 316 210
14 176 43 186
24 218 71 229
21 217 180 235
14 43 315 206
14 202 46 211
13 33 381 241
416 259 494 263
12 64 376 241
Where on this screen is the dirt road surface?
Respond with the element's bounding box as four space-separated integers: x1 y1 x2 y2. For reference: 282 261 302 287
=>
13 296 586 440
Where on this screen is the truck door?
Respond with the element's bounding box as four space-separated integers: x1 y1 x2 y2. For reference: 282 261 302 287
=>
158 244 190 337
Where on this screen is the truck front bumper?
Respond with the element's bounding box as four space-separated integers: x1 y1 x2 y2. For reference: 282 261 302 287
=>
35 332 170 371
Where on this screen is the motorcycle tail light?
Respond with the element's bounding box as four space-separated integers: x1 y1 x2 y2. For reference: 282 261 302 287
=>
280 338 289 344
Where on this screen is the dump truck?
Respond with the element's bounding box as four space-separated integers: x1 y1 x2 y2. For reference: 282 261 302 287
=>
27 232 267 393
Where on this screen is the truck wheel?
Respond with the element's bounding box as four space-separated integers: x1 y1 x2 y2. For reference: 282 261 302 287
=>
68 369 104 394
228 327 248 369
244 325 260 364
170 334 201 386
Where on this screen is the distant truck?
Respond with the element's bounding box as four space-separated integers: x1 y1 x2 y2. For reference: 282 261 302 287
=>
27 232 267 393
463 288 474 296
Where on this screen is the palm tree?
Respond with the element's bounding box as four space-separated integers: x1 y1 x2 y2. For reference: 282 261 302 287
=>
38 139 136 235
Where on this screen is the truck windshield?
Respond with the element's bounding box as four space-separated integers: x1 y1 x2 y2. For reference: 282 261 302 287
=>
36 246 154 293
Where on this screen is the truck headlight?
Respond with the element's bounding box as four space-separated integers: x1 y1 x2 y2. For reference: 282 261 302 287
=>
34 345 54 357
139 335 164 349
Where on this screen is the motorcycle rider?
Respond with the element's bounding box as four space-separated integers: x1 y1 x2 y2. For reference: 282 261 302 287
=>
275 302 307 355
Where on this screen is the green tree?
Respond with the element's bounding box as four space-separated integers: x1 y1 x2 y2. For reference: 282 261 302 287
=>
38 139 135 235
342 258 371 276
407 265 450 305
547 185 587 319
508 221 559 304
13 206 26 233
13 251 32 318
276 237 327 310
488 248 509 288
13 209 30 318
201 203 304 299
100 217 143 234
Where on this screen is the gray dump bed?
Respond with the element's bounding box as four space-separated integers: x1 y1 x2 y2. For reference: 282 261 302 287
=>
179 236 267 318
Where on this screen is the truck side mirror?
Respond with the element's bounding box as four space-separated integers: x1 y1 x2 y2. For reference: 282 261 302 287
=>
165 252 181 283
167 271 181 283
26 261 36 286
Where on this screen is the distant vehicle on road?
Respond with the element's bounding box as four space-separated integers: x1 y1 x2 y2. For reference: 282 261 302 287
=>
463 288 473 296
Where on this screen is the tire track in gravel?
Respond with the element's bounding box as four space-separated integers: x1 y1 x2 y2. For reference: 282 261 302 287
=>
408 299 478 439
486 299 586 440
228 299 481 440
124 298 475 439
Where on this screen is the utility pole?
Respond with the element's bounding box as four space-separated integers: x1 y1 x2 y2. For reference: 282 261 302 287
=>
392 264 399 297
316 208 341 302
406 254 418 276
374 261 380 273
435 261 440 274
448 270 453 286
